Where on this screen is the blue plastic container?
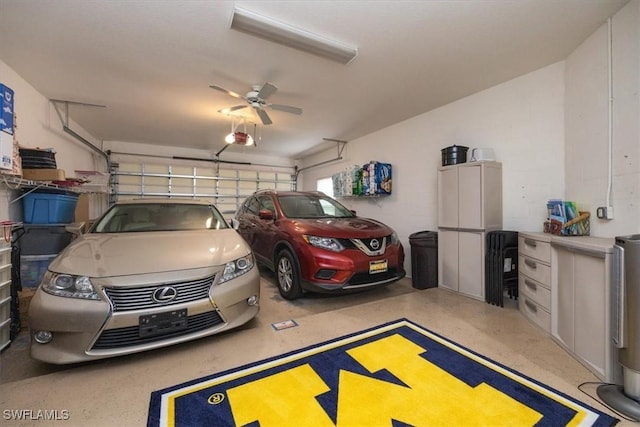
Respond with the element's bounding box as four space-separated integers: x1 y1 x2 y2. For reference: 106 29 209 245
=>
20 254 56 287
22 189 79 224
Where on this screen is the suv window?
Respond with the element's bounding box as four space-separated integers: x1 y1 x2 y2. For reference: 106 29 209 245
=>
245 197 261 215
244 195 275 216
258 195 275 213
278 194 354 219
318 199 336 216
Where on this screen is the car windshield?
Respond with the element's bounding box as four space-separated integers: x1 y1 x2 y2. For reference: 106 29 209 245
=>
92 203 229 233
278 194 355 219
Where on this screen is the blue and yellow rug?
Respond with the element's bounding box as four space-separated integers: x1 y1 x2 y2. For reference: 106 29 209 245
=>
147 319 618 426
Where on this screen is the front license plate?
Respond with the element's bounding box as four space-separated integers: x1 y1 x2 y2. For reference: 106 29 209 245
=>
139 309 188 338
369 259 388 274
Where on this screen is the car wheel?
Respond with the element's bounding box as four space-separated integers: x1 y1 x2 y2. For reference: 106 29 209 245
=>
276 250 302 300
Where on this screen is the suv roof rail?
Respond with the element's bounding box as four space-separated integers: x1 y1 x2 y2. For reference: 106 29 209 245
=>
252 189 327 197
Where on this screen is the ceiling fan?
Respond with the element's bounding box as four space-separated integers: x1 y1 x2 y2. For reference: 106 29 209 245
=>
210 82 302 125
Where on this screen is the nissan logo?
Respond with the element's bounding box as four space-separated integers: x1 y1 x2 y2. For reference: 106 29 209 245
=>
370 239 380 250
153 286 178 303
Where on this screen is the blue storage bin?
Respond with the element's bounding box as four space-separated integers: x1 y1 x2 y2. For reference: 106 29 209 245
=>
22 189 79 224
20 254 56 287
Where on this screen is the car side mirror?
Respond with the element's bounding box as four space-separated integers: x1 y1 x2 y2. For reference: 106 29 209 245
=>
258 209 274 220
65 222 85 239
350 210 357 216
230 218 240 230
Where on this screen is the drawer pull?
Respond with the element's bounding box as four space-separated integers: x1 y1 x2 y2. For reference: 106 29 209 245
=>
524 259 537 269
524 279 537 291
525 299 538 313
524 238 537 248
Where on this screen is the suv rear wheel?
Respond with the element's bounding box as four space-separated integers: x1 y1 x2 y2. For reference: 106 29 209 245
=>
276 250 302 300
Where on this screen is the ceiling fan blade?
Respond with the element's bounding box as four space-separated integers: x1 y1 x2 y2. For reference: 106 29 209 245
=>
209 85 245 100
255 107 272 125
228 105 248 112
257 82 278 100
218 105 248 114
269 104 303 115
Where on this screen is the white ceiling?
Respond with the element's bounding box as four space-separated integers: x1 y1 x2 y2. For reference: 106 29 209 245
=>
0 0 629 159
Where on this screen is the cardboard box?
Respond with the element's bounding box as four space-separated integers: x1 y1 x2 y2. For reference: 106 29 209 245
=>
74 193 90 224
0 131 14 170
22 168 65 181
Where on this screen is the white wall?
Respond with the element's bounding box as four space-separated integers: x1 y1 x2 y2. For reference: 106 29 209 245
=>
299 0 640 279
565 0 640 237
300 62 566 277
0 60 105 222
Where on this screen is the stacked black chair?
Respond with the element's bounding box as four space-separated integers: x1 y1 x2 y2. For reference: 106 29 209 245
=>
18 148 57 169
485 231 519 307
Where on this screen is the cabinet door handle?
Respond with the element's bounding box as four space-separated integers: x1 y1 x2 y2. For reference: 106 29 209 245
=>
524 238 537 247
525 299 538 313
524 259 537 269
524 279 537 291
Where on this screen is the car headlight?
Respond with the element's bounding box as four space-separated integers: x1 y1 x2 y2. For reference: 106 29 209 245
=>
390 231 400 245
41 271 100 300
219 253 254 284
303 235 344 252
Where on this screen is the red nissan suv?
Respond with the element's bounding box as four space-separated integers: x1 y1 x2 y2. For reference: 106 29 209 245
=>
235 190 405 299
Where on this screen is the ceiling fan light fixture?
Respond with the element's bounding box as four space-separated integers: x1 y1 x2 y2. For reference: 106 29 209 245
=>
225 131 254 146
230 7 358 65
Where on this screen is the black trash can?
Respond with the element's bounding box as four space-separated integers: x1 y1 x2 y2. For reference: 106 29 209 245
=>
409 231 438 289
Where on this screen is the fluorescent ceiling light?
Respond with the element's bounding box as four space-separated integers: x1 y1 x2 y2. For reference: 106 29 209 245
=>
230 7 358 65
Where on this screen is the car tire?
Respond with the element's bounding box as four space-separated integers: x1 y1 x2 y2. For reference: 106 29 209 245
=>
276 250 303 300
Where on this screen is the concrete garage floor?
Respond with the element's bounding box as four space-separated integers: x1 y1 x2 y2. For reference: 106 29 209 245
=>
0 271 629 426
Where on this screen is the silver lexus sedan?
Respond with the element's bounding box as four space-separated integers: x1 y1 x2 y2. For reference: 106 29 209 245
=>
28 199 260 364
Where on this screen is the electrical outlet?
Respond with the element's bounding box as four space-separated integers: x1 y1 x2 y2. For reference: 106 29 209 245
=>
606 206 614 219
596 206 614 220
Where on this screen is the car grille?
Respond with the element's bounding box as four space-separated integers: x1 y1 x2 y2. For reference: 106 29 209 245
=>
91 310 224 350
348 268 401 286
103 274 216 312
339 235 391 255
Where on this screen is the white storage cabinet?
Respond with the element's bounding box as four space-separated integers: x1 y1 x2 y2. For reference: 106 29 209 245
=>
437 161 502 300
551 238 618 382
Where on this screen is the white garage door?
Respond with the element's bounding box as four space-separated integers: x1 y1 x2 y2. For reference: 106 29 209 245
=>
111 160 294 217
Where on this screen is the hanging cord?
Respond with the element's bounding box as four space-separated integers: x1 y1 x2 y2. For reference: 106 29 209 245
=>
578 381 636 422
0 221 20 243
2 175 23 190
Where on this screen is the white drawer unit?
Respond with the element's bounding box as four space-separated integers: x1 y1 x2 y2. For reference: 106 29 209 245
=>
518 233 552 332
0 245 11 352
520 293 552 332
519 235 551 262
519 274 551 309
0 246 11 284
519 256 551 286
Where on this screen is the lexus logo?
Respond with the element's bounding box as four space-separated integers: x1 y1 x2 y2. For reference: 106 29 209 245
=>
370 239 380 250
152 286 178 303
